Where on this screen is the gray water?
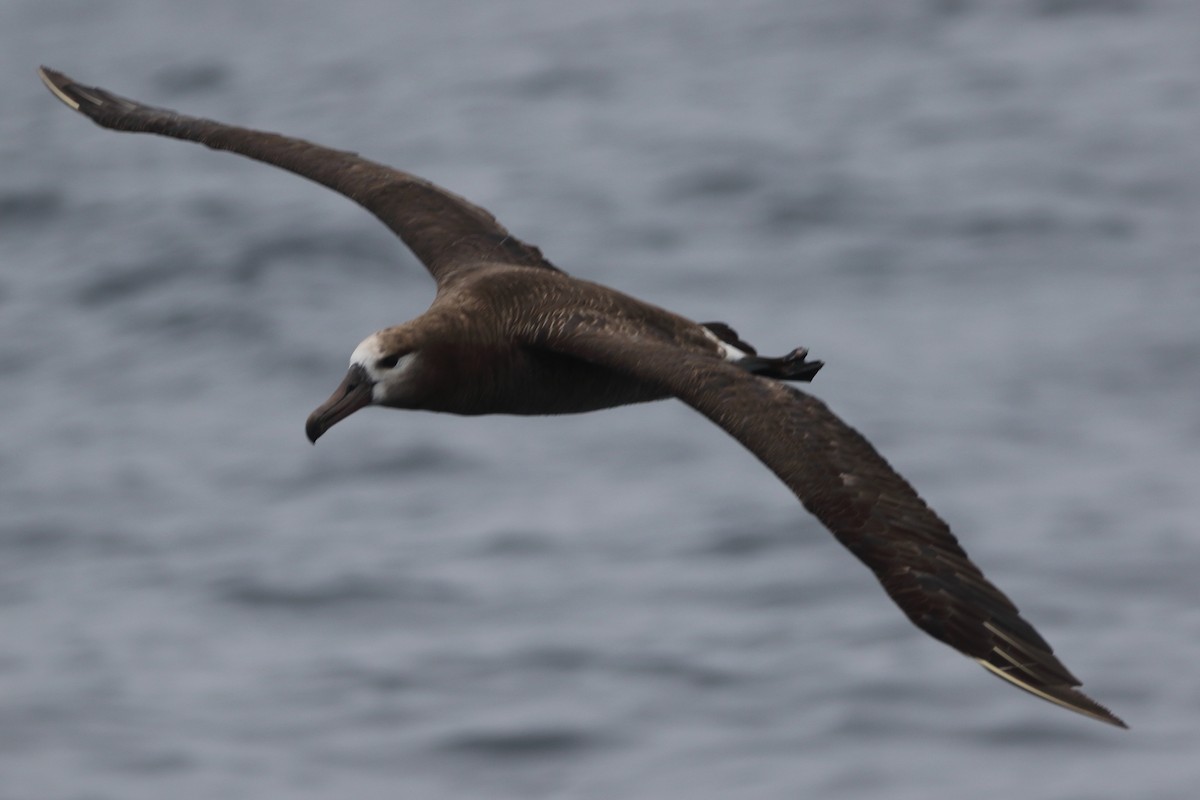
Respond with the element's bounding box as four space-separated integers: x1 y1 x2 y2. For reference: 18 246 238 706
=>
3 1 1199 798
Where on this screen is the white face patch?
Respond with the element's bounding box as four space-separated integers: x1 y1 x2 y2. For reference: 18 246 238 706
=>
702 328 751 363
348 334 419 403
349 335 386 371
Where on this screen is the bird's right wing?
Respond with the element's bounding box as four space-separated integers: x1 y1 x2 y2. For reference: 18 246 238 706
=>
39 66 561 287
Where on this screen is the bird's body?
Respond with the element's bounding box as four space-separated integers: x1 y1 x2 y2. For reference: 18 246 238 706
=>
327 267 711 419
39 66 1125 729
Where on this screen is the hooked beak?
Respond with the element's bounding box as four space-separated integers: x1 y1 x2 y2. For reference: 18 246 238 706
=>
306 364 373 443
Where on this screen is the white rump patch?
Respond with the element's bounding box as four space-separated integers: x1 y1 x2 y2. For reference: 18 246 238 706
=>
702 328 751 363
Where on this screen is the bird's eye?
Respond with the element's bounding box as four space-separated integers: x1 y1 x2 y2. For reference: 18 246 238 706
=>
376 353 403 370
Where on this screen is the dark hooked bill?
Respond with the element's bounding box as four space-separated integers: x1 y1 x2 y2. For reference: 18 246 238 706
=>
306 364 372 443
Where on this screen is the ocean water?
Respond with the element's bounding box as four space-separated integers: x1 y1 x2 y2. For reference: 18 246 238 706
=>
3 1 1199 798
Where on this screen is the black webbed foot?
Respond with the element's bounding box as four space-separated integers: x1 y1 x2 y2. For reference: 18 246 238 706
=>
740 347 823 383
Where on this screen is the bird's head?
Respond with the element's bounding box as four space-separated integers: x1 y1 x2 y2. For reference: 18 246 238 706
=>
305 329 422 443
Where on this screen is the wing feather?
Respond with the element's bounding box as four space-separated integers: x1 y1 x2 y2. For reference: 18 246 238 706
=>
539 324 1125 727
39 66 559 285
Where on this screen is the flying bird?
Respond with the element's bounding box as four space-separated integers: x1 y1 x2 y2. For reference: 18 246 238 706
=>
39 66 1126 728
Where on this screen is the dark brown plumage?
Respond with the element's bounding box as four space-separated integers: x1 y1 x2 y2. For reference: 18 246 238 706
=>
39 66 1126 728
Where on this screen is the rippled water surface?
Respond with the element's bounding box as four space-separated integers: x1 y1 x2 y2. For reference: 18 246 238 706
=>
4 2 1199 798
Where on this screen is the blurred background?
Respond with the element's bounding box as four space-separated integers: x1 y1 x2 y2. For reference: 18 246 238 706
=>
3 1 1199 798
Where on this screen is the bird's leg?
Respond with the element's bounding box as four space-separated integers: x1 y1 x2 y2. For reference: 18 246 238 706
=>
739 347 824 383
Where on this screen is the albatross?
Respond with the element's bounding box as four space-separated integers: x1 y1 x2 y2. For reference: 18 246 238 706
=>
39 66 1126 729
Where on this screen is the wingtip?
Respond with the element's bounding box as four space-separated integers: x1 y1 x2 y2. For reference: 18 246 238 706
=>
975 659 1128 729
37 65 149 123
38 65 80 110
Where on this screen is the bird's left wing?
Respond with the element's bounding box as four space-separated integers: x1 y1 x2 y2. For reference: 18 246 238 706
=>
531 318 1125 728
